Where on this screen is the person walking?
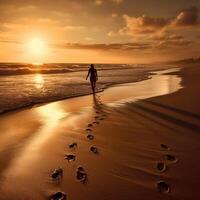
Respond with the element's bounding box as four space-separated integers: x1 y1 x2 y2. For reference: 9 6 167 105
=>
86 64 98 92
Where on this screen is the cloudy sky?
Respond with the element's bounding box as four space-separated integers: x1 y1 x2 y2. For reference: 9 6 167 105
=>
0 0 200 63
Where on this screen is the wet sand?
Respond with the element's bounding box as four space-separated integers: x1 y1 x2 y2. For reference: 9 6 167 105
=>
0 66 200 200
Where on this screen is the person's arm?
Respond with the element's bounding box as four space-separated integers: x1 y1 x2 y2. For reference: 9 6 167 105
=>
86 70 90 80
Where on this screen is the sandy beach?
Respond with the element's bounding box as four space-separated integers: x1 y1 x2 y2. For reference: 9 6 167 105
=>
0 65 200 200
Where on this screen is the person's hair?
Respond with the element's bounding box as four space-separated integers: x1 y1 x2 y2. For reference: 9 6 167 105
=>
90 64 94 68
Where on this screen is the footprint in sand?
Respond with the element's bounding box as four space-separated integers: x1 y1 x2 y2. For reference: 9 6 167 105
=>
76 166 87 183
93 121 100 125
88 123 93 127
160 144 170 150
97 106 103 110
51 168 63 179
86 128 92 132
90 146 98 154
87 134 94 140
165 154 178 163
99 118 104 120
50 191 66 200
156 180 170 194
65 154 76 162
68 142 77 149
156 162 167 172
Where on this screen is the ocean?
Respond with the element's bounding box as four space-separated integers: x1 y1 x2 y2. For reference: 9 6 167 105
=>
0 63 167 114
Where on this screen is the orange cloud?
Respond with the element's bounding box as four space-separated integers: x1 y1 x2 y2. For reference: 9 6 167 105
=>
95 0 124 5
117 7 199 37
56 42 153 51
119 14 169 35
172 7 199 27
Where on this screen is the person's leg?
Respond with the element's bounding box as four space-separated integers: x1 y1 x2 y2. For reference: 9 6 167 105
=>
93 81 96 91
92 81 95 92
90 80 94 91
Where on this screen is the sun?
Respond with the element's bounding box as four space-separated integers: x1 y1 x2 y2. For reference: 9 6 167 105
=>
26 37 48 56
25 37 49 64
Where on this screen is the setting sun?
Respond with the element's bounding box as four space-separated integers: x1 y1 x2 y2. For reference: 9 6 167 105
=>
26 38 48 56
25 37 49 64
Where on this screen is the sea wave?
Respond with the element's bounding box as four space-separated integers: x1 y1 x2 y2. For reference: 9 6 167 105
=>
0 63 170 114
0 63 138 76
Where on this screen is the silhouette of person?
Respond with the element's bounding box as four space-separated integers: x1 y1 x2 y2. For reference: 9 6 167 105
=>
86 64 98 92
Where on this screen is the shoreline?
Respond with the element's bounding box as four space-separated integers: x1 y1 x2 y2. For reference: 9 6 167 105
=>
1 65 199 200
0 69 151 116
0 65 177 116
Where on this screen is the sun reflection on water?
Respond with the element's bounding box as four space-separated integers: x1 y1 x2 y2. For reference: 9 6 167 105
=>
34 74 44 89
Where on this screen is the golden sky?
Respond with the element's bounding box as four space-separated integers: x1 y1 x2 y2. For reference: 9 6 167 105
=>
0 0 200 63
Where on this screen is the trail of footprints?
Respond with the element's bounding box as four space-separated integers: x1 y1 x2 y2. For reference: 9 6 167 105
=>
156 143 178 194
49 95 106 200
49 95 177 199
